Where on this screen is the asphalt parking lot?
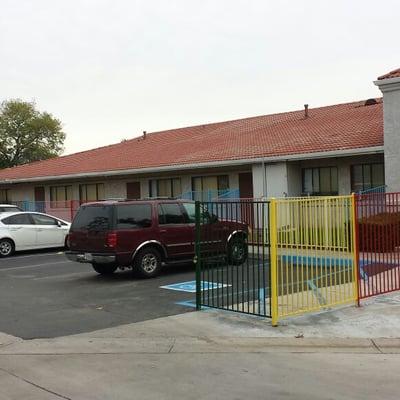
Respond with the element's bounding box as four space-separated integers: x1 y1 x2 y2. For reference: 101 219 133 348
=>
0 250 196 339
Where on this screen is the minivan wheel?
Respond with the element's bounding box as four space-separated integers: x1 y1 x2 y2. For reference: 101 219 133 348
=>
134 247 162 278
0 239 14 257
91 263 118 275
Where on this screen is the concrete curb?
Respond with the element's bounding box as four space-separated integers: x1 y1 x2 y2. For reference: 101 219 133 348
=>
0 336 399 355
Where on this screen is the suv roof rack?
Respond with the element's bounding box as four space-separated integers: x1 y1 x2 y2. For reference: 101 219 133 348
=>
141 197 180 201
100 197 192 202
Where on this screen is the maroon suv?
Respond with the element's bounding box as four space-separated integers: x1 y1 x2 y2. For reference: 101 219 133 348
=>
65 199 248 278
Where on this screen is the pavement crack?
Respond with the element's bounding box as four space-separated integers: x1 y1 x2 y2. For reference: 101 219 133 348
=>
0 366 72 399
168 338 176 353
370 339 383 353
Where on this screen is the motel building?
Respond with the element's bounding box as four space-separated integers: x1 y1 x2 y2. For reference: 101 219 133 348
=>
0 68 399 221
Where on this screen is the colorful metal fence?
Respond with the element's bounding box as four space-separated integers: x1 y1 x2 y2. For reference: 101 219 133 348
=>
356 192 400 300
195 200 271 317
269 196 358 325
195 193 400 325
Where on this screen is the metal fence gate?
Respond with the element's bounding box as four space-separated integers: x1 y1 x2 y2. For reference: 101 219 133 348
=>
356 192 400 300
270 196 358 325
195 200 271 318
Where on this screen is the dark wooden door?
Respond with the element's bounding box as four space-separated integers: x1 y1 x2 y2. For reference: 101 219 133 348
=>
238 173 253 198
34 186 45 212
126 182 141 199
34 186 45 202
238 173 254 227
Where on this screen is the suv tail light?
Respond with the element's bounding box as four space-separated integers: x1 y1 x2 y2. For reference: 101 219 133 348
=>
106 231 117 248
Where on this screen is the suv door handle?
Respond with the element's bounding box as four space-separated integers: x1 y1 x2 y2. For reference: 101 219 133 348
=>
159 230 167 233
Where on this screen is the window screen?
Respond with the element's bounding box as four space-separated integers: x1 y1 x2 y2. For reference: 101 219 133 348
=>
302 167 338 195
351 163 385 192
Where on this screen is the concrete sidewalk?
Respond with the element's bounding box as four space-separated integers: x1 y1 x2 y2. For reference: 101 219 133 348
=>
0 293 399 399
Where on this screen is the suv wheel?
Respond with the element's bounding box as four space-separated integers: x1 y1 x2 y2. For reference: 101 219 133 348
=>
91 263 118 275
228 236 247 265
0 239 14 257
134 247 162 278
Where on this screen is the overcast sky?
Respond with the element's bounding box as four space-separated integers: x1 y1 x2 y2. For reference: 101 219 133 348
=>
1 0 399 155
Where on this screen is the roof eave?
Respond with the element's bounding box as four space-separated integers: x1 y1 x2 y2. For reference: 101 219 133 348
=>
374 76 400 92
0 146 384 185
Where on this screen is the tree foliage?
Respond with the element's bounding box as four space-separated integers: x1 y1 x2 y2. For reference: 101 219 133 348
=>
0 99 65 169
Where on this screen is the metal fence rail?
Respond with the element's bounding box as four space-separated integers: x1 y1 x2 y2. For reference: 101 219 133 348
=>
356 192 400 299
11 200 81 222
269 195 358 325
195 200 271 317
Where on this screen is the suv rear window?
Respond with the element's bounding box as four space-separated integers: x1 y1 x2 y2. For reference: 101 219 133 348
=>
72 205 111 231
116 204 152 229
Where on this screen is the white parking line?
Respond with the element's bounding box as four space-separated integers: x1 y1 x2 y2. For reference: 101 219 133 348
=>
0 251 64 262
0 260 70 272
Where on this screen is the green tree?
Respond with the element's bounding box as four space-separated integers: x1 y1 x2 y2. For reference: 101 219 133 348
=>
0 99 65 169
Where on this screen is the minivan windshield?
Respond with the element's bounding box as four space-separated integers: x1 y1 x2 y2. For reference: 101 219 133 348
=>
72 205 111 231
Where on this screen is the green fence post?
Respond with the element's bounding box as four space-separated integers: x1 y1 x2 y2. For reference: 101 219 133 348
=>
195 201 201 310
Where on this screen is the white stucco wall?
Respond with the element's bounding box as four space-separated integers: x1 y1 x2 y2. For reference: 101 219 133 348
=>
375 77 400 192
265 163 289 198
286 162 302 197
251 164 265 198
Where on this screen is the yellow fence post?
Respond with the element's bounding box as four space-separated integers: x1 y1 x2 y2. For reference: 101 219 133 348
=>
269 198 279 326
351 193 360 306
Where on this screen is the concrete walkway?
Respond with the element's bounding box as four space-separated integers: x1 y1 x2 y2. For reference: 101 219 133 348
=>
0 293 399 399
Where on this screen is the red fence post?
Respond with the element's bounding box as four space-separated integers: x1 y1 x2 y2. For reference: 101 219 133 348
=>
353 193 361 306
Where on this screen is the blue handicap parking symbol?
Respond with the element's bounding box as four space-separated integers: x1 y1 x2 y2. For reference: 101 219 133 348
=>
160 280 230 293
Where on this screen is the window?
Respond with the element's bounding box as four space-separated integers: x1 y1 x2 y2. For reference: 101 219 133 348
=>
2 214 32 225
31 214 58 225
71 205 111 231
302 167 338 195
182 203 196 223
79 183 105 202
192 175 229 200
0 189 9 202
181 203 216 224
158 203 184 224
116 204 152 229
351 163 385 192
50 185 72 207
149 178 181 198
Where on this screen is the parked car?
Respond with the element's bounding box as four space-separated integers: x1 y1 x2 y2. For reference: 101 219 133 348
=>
0 204 22 213
0 212 71 257
65 199 248 277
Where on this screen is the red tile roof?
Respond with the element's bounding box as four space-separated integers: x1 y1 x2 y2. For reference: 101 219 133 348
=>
0 99 383 182
378 68 400 80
